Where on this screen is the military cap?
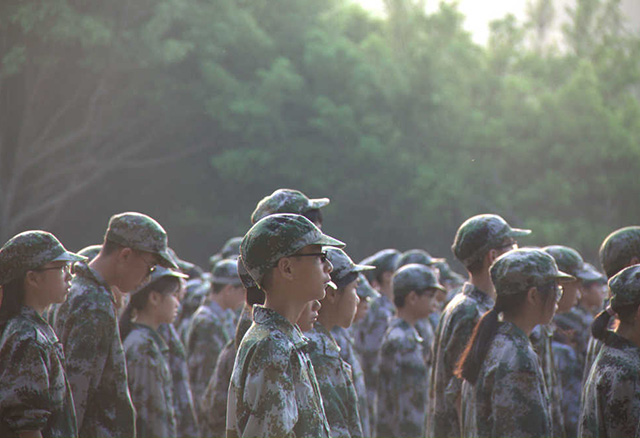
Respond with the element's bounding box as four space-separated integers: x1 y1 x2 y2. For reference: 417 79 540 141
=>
326 248 375 288
452 214 531 268
221 237 243 259
393 263 445 299
0 231 86 285
608 264 640 308
251 188 330 224
104 212 178 269
209 253 222 270
132 266 188 296
599 226 640 279
355 273 380 300
396 249 445 270
77 244 102 261
433 260 466 284
543 245 595 282
240 213 345 286
167 247 196 274
581 263 607 285
211 258 242 286
490 248 575 296
360 249 401 282
237 255 256 289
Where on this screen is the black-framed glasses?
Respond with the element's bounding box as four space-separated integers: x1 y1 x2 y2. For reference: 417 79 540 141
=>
554 284 564 302
34 263 72 275
291 251 329 263
139 254 157 277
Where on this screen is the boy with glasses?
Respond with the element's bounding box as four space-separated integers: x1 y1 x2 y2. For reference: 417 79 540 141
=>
55 212 177 437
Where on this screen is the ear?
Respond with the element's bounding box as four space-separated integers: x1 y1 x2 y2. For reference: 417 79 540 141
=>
526 286 539 307
276 257 295 281
118 247 135 263
324 287 339 304
487 249 500 266
24 271 41 288
148 291 161 307
405 290 418 305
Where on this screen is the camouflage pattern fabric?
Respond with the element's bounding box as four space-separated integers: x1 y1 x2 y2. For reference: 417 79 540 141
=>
530 324 566 438
157 323 200 438
251 188 330 224
123 323 177 438
352 293 395 429
306 323 363 438
415 316 435 373
226 306 331 437
331 326 371 437
54 262 135 437
582 336 604 384
555 306 594 365
579 331 640 438
552 339 582 438
0 306 77 438
185 298 233 405
375 317 428 438
427 282 494 438
466 321 552 438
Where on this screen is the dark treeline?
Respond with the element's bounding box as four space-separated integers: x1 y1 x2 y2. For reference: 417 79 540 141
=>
1 0 639 268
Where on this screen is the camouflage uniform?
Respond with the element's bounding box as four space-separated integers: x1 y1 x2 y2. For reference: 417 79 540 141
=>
427 282 494 437
157 323 200 437
0 306 78 438
176 277 209 344
415 316 435 370
123 323 177 438
307 322 363 438
552 339 581 438
375 317 428 438
226 306 331 437
468 321 553 438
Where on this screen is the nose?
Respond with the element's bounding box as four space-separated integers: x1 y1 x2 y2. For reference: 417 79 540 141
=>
325 259 333 274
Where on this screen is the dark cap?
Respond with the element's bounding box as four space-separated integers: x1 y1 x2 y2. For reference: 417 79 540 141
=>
396 249 445 270
543 245 595 282
221 237 243 259
360 249 401 283
393 263 445 299
599 226 640 279
355 273 380 300
251 189 330 224
212 258 242 286
609 264 640 308
326 248 374 288
77 244 102 261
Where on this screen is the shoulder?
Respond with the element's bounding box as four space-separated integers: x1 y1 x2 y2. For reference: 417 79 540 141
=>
238 325 298 373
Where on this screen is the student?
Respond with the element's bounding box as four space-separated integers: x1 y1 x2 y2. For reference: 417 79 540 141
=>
428 214 531 438
55 212 178 437
120 267 187 438
579 264 640 438
306 248 373 438
227 213 344 437
0 231 85 438
376 263 444 437
456 248 574 438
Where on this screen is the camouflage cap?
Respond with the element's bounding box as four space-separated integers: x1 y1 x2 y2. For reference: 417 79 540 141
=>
490 248 575 297
543 245 593 281
452 214 531 268
167 247 196 274
581 263 607 285
355 273 380 300
237 255 256 289
396 249 445 270
0 231 86 285
608 264 640 308
209 253 222 270
360 249 402 283
326 248 374 288
599 226 640 279
211 258 242 286
251 188 330 224
77 244 102 261
393 263 445 300
433 260 466 285
104 212 178 269
240 213 345 286
221 237 243 259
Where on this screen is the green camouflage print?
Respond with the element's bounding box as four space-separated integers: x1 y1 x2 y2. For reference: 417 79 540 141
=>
326 248 374 287
123 323 177 438
599 226 640 278
0 230 85 285
466 321 552 438
375 318 428 438
240 213 345 286
331 326 371 437
393 263 445 297
0 306 77 438
104 211 178 269
452 214 531 268
543 245 600 282
579 331 640 438
395 249 444 270
54 262 135 437
359 249 401 284
355 273 379 301
77 244 102 261
530 324 566 438
201 305 254 438
552 339 582 438
433 260 466 286
427 283 494 438
211 258 242 285
251 188 330 224
306 323 363 438
185 298 233 405
609 264 640 307
583 336 604 384
227 306 331 437
221 237 243 259
157 323 200 438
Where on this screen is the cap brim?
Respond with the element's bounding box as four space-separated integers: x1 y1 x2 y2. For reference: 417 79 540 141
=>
508 228 532 238
52 251 87 263
316 234 346 249
556 270 577 283
309 198 330 209
427 257 446 265
157 250 179 269
575 267 604 282
353 263 375 273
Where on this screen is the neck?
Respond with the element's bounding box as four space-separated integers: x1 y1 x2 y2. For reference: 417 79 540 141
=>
134 310 160 331
396 306 418 326
263 292 306 325
209 292 226 310
379 282 393 301
89 254 115 288
23 293 46 316
317 308 338 330
615 322 640 348
469 270 496 300
503 312 537 337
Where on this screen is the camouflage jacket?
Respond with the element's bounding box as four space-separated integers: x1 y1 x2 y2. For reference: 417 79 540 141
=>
530 323 566 438
157 323 200 437
554 306 593 365
427 283 494 438
306 323 363 438
201 305 254 438
186 298 233 404
123 323 177 438
226 305 331 438
0 306 77 438
552 339 581 438
376 317 428 438
579 331 640 438
352 294 395 427
54 262 135 437
331 326 371 438
415 316 435 372
468 321 552 438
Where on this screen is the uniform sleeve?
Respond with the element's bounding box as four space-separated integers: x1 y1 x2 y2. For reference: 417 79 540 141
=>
443 309 477 411
375 340 401 437
0 335 52 433
186 318 228 403
201 340 236 438
604 373 640 438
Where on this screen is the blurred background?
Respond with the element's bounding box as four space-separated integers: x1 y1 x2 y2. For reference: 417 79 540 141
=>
1 0 639 270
